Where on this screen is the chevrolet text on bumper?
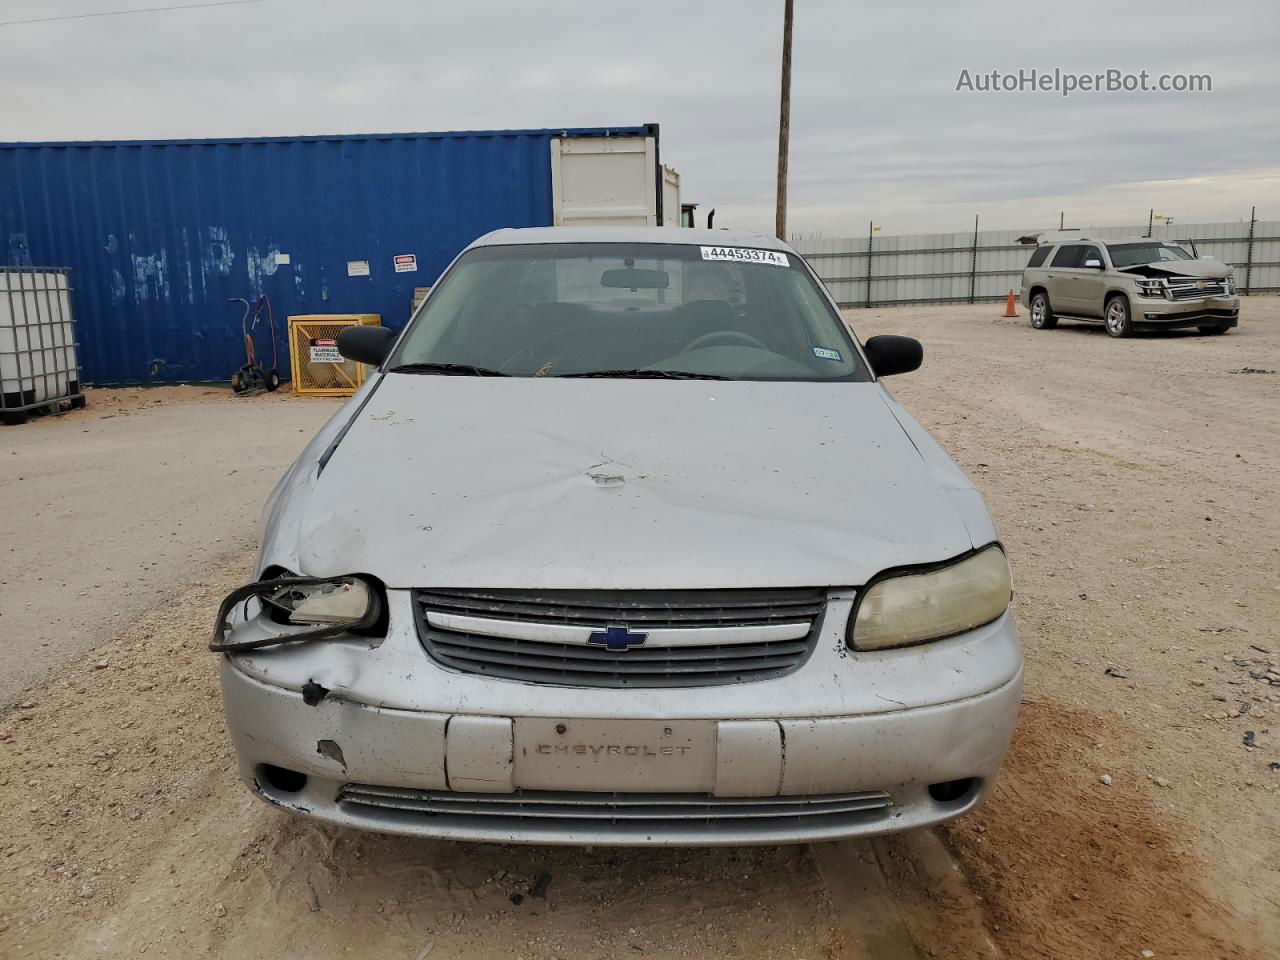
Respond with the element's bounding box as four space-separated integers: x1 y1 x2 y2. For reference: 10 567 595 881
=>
213 226 1023 846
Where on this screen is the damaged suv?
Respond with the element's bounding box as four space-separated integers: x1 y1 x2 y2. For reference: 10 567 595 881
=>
212 227 1022 846
1020 235 1239 337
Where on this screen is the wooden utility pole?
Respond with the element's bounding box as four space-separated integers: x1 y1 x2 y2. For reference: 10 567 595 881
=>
775 0 794 240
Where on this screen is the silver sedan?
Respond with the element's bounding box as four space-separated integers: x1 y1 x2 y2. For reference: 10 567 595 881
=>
212 226 1022 845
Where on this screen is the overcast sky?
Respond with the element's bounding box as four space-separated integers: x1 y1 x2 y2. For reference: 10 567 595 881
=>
2 0 1277 236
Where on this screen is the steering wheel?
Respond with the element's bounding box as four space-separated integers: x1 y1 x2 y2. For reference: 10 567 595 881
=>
683 330 770 353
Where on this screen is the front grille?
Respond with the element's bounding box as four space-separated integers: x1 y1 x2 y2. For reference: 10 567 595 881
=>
1165 276 1229 300
338 785 892 835
413 588 826 688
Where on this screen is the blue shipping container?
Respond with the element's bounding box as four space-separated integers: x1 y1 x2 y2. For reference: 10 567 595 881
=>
0 126 652 384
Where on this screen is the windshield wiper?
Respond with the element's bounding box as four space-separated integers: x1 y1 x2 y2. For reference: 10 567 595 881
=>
558 368 731 380
388 362 509 377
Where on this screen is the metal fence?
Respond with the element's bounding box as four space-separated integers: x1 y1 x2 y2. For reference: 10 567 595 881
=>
792 213 1279 308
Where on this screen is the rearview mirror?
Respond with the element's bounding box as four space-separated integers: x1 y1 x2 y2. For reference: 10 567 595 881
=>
601 268 670 289
863 335 923 378
1083 258 1103 269
337 325 397 366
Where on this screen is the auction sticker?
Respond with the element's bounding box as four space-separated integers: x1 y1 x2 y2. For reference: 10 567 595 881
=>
700 246 789 267
309 337 341 363
812 346 843 361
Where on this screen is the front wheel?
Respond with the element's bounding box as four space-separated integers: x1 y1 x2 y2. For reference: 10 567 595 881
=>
1030 292 1057 330
1104 296 1133 338
1198 324 1229 335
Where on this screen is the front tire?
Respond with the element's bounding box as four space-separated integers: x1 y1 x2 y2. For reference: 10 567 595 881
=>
1104 295 1133 338
1030 291 1057 330
1198 324 1229 335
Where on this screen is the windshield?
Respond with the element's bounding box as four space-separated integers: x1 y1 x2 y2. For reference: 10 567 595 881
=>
389 242 869 381
1108 242 1195 268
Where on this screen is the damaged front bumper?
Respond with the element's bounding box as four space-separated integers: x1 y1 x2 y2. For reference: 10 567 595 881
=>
218 591 1023 846
1132 294 1239 329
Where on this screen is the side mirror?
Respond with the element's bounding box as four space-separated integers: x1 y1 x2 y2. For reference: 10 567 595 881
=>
863 335 923 378
1083 258 1103 269
337 325 397 366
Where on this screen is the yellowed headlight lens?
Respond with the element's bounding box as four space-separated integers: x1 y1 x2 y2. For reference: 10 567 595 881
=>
266 578 374 625
852 545 1011 651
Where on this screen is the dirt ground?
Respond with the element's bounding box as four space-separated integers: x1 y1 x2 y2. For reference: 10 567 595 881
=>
0 385 340 706
2 300 1278 959
870 300 1280 959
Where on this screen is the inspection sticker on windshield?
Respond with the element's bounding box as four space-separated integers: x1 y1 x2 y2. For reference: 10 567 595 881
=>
812 346 843 361
700 246 789 267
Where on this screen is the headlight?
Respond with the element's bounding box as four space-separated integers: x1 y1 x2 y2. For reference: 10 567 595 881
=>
210 574 383 652
262 577 375 625
849 545 1011 651
1135 278 1165 298
1225 276 1236 295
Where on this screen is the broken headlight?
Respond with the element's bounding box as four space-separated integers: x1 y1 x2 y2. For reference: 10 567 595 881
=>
1134 278 1166 299
849 544 1012 651
210 575 383 652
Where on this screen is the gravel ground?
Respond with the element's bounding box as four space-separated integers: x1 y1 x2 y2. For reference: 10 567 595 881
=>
0 386 341 706
2 300 1277 959
864 300 1280 959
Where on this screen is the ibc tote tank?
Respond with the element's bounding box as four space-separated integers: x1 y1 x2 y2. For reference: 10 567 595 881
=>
0 267 84 424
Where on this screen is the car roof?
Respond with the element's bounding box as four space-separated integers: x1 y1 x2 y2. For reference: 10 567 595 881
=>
1105 237 1180 245
1036 234 1180 247
471 225 793 251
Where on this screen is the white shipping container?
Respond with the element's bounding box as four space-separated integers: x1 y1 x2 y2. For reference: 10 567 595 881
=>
661 165 681 227
551 135 675 227
1 268 82 422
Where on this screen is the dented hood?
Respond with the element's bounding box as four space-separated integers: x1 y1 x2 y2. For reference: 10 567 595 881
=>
279 375 980 589
1118 258 1233 279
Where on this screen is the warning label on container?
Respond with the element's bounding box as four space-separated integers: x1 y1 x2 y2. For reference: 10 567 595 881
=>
309 337 342 364
700 246 789 267
393 253 418 273
347 260 370 277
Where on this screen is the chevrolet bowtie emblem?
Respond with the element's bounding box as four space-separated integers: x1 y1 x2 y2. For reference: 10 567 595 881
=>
587 625 648 651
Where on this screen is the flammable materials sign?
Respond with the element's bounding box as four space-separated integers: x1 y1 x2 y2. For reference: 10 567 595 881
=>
309 337 342 363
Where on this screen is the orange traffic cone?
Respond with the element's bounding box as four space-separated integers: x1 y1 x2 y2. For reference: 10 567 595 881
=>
1003 289 1018 317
